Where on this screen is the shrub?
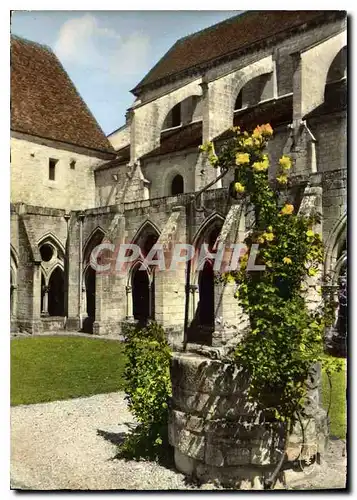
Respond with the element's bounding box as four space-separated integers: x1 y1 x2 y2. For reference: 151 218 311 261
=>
119 321 172 461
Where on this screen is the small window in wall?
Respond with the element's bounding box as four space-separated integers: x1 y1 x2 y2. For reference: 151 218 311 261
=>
49 158 58 180
70 160 76 170
171 103 181 127
234 90 243 110
171 174 184 195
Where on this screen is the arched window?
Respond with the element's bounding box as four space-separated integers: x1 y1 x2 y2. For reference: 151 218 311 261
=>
171 174 184 195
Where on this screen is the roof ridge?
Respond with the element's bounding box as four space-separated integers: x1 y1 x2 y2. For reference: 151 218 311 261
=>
175 11 246 45
132 10 345 93
11 34 53 54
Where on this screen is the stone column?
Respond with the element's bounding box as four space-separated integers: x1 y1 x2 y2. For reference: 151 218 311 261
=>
126 285 134 320
10 284 17 317
188 284 198 323
32 262 42 333
41 284 49 316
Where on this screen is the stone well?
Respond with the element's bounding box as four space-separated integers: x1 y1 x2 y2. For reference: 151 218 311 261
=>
169 350 328 489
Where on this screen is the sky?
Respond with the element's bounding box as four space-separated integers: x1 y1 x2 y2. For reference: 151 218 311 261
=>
11 10 240 136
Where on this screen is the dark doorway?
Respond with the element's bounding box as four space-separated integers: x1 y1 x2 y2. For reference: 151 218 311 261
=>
10 269 14 316
171 174 184 195
198 261 215 326
85 266 96 319
132 267 150 323
41 273 45 313
48 267 65 316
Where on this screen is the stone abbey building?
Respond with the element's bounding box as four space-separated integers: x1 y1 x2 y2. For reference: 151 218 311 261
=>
11 11 347 349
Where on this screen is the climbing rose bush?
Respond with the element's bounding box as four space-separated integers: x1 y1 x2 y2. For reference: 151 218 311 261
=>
200 124 343 424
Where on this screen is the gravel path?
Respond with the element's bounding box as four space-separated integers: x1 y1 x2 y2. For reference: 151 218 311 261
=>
11 392 347 491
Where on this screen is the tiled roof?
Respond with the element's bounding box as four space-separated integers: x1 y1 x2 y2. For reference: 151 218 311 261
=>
11 36 115 155
141 121 203 160
132 11 345 94
304 79 347 119
95 145 131 171
215 94 293 141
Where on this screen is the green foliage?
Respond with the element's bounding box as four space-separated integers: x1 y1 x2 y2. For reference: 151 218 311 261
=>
201 124 343 424
119 321 172 461
321 356 346 439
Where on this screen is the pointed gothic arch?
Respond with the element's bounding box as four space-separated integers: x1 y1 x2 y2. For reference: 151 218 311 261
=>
83 227 106 266
37 232 65 256
131 220 160 259
192 212 225 248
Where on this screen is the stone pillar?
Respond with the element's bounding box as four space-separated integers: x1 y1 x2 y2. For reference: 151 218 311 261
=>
10 284 17 317
41 284 49 316
212 280 247 347
32 262 42 333
126 285 134 320
188 285 198 324
66 214 81 331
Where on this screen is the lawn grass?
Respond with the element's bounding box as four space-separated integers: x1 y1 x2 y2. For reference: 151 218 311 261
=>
11 336 127 406
321 358 347 439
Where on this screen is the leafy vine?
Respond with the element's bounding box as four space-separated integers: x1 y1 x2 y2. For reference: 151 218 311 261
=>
200 124 343 425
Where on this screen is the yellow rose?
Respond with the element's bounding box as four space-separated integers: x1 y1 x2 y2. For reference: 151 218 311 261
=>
257 236 265 244
276 175 288 184
283 257 292 265
306 230 315 237
234 182 245 193
279 155 292 170
267 226 273 232
279 204 294 216
243 137 254 148
253 159 269 171
253 124 273 138
236 153 250 165
252 128 262 140
230 126 240 133
263 232 275 242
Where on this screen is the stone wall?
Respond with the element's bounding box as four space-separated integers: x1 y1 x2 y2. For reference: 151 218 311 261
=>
11 136 103 210
141 150 198 198
107 124 131 150
169 351 328 489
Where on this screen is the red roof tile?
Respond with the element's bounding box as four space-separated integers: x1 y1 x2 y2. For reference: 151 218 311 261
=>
133 11 345 94
11 36 115 155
